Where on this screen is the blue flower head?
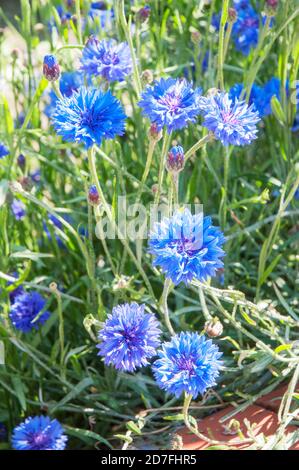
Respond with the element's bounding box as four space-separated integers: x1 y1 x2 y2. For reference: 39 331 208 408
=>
198 91 260 146
148 208 225 285
12 416 67 450
0 142 9 159
81 38 132 82
97 302 162 372
152 332 223 398
232 1 260 55
11 198 26 220
9 291 50 333
52 86 126 148
45 71 84 118
139 77 202 133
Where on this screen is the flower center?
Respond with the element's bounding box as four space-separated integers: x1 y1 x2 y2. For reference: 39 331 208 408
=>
102 51 120 66
159 93 181 113
177 356 195 374
221 111 239 125
29 432 49 449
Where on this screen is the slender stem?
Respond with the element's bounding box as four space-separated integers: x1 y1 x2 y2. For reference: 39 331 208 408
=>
221 146 231 229
87 147 156 301
94 205 117 275
160 278 175 336
217 0 229 90
154 132 172 205
50 283 65 380
183 393 250 446
117 0 142 97
52 80 63 100
136 138 156 204
184 133 214 162
75 0 83 45
223 21 233 59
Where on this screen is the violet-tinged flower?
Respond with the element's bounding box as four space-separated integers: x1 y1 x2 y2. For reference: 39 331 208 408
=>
88 184 100 205
148 208 225 285
166 145 185 172
198 91 260 146
52 86 126 148
97 302 162 372
43 55 60 82
232 1 260 55
11 198 26 220
0 142 9 159
12 416 67 450
136 5 151 23
45 71 84 118
152 332 223 398
80 38 132 82
139 78 202 133
9 291 50 333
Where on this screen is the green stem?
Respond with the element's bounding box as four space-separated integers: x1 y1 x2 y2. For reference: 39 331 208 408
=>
154 132 172 205
50 283 65 380
75 0 83 44
217 0 229 90
87 147 156 302
136 138 156 204
184 133 214 163
160 278 175 335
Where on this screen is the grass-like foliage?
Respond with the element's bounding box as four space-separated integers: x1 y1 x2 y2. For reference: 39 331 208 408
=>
0 0 298 450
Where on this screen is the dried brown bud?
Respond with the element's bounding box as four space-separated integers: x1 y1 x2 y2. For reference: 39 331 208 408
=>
204 318 223 338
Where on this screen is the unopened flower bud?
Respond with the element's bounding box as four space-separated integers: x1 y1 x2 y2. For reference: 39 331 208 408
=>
88 184 100 206
17 154 26 169
71 15 77 25
166 146 185 173
151 183 158 194
265 0 279 15
204 318 223 338
228 8 237 22
148 123 162 142
136 5 151 23
11 49 19 60
191 30 201 44
43 55 60 82
141 69 154 85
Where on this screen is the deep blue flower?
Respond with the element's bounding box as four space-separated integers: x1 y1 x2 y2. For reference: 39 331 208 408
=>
80 38 132 82
9 291 50 333
43 55 60 82
198 91 260 146
230 78 281 119
12 416 67 450
232 1 260 55
45 71 84 118
148 208 226 285
152 332 223 398
0 142 9 159
139 78 202 133
52 86 126 148
11 198 26 221
97 302 162 372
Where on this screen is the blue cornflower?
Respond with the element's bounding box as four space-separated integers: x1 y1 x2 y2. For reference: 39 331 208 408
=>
97 302 162 372
148 208 225 286
229 78 281 119
9 291 50 333
12 416 67 450
11 198 26 221
45 71 84 118
139 78 202 133
152 332 223 398
0 142 9 159
80 38 132 82
198 91 260 146
52 86 126 148
232 1 260 55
